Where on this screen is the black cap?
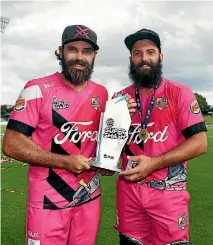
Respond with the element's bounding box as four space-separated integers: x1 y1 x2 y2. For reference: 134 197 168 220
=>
124 28 161 52
62 25 99 51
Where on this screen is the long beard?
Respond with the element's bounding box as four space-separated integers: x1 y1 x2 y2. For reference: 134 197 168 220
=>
128 58 163 88
61 55 94 85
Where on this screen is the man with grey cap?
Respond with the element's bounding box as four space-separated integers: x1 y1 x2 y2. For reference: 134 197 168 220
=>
114 28 207 245
3 24 112 245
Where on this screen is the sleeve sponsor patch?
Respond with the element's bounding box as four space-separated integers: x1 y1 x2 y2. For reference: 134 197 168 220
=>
14 94 26 112
190 99 201 114
14 85 43 112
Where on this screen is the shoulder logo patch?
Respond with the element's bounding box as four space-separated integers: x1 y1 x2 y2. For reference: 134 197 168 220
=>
190 99 200 114
14 95 26 112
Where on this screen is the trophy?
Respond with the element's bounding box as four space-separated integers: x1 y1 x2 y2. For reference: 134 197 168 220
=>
90 95 131 172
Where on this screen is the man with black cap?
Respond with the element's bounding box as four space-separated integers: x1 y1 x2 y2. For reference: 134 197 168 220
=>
3 24 113 245
114 28 208 245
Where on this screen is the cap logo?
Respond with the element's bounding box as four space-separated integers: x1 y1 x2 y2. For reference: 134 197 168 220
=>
74 25 89 38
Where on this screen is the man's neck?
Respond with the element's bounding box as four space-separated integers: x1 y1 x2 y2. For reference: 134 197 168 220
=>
140 87 154 94
60 73 88 92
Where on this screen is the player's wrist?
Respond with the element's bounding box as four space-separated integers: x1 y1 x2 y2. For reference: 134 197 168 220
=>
57 155 71 170
151 155 164 171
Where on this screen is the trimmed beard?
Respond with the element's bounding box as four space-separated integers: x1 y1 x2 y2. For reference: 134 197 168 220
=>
128 58 163 88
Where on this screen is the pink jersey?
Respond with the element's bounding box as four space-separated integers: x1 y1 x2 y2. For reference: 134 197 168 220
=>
115 78 207 190
7 72 108 209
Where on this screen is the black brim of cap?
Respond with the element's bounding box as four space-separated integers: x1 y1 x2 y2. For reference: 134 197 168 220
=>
124 33 161 51
62 37 99 51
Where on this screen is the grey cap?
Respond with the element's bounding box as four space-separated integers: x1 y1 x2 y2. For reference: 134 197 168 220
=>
62 24 99 51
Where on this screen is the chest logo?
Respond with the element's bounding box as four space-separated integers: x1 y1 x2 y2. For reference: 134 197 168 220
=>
91 96 100 110
155 97 169 111
52 96 69 110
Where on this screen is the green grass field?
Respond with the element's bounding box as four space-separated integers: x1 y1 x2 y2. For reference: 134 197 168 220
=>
1 128 213 245
205 115 213 125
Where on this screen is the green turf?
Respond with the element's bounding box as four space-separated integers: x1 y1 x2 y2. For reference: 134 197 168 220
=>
1 125 6 132
1 129 213 245
204 116 213 125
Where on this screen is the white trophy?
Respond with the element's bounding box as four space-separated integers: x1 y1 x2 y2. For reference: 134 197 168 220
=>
90 95 131 172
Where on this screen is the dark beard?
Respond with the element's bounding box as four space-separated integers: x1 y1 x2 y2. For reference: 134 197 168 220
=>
61 55 94 85
128 58 163 88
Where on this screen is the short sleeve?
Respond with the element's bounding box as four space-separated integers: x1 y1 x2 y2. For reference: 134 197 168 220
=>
177 86 207 139
7 81 43 136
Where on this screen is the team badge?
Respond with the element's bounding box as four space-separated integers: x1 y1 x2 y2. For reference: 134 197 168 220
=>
190 99 200 114
178 213 188 230
155 97 169 111
91 96 100 110
14 95 26 112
